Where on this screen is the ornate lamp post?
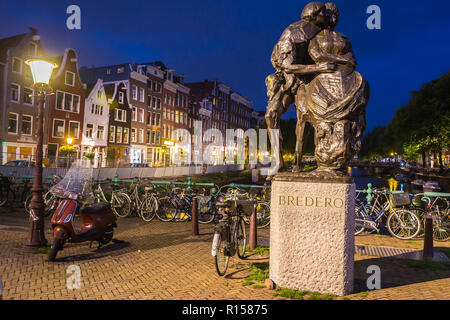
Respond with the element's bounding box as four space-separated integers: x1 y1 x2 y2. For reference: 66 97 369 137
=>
24 58 57 248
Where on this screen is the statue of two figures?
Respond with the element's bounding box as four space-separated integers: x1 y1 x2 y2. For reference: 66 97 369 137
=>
266 1 370 178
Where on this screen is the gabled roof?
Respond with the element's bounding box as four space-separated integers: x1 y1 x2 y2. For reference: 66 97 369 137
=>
79 63 132 84
0 33 28 62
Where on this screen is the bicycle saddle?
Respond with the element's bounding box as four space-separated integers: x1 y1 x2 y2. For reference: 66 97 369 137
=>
80 202 111 214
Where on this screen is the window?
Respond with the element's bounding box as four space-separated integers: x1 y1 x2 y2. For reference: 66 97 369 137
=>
53 119 65 138
97 90 102 99
21 115 32 135
8 113 18 134
116 127 122 143
56 91 80 113
12 57 22 73
109 126 115 142
139 88 145 102
156 113 161 126
132 85 137 100
117 67 124 74
152 97 157 109
147 111 151 125
157 98 161 109
156 131 160 144
139 129 144 144
146 129 151 144
106 69 111 75
86 124 94 138
138 108 144 123
148 95 152 107
10 83 19 102
132 107 137 121
65 71 75 86
152 113 156 126
131 128 137 142
115 109 126 122
23 87 33 105
64 93 73 111
123 128 129 144
175 110 179 124
69 121 79 138
97 126 105 140
118 91 124 104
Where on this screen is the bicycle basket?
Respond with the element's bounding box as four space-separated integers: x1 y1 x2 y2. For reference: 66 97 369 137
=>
389 193 411 207
234 200 257 216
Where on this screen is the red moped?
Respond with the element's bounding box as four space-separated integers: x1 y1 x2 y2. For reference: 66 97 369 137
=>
48 192 117 262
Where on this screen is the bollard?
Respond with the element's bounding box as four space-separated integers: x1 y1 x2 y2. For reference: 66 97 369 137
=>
423 215 434 261
249 203 257 249
191 197 199 236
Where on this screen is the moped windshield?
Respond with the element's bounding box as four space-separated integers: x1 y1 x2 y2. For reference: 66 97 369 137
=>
49 159 94 199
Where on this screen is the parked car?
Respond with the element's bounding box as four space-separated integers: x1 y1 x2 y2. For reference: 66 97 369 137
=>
2 160 35 167
121 163 149 168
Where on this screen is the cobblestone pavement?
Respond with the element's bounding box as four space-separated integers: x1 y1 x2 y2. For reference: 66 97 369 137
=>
0 209 449 300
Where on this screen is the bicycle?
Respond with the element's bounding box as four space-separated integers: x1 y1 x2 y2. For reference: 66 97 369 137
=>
354 188 422 240
93 180 132 218
414 193 450 241
0 174 32 208
211 198 250 276
24 175 62 217
138 183 159 222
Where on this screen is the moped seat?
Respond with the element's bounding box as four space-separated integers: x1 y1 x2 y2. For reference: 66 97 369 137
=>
80 202 111 214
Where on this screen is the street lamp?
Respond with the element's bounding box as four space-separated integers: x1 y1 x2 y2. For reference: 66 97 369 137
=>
24 57 57 248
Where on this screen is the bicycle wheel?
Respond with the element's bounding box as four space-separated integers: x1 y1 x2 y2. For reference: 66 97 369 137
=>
236 218 247 259
139 195 157 222
156 197 177 222
24 193 32 213
387 209 421 240
355 205 367 235
214 232 230 276
198 200 215 224
431 210 450 242
110 192 132 218
256 202 270 228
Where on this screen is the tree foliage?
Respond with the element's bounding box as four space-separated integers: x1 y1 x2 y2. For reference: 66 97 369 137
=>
359 72 450 160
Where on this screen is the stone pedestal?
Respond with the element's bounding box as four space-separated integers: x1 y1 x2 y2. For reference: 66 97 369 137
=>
269 172 355 296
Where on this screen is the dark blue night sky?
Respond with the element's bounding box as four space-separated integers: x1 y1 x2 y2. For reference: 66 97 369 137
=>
1 0 449 132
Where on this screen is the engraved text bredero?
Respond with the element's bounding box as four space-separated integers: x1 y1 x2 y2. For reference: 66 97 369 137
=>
279 195 344 208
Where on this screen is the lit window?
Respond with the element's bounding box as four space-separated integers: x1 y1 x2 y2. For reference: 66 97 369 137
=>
116 127 122 143
69 121 79 138
109 126 115 142
132 85 137 100
86 124 94 138
123 128 129 144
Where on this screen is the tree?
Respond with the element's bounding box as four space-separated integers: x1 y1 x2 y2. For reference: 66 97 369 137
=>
360 72 450 166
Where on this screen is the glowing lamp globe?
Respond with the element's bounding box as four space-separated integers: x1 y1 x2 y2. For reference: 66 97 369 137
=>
25 59 57 86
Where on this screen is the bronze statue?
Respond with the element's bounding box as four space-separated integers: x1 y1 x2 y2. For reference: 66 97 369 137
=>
265 2 336 173
267 2 369 177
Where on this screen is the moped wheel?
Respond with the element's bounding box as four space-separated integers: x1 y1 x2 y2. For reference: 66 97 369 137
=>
99 226 114 245
48 238 63 262
214 233 229 276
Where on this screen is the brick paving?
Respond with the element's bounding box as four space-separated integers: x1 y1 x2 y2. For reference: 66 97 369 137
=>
0 208 449 300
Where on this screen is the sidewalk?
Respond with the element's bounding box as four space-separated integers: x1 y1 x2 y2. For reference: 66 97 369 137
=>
0 209 449 300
